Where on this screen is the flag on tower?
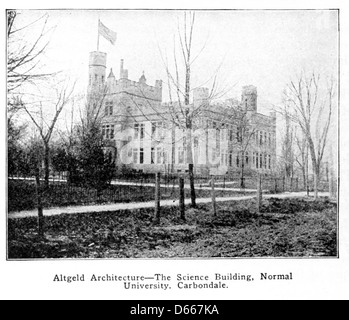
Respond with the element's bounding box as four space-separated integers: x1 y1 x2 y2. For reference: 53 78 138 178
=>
98 20 117 45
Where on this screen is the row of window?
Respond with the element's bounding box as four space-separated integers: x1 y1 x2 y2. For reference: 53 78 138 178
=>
252 152 272 170
134 121 166 140
102 124 115 139
105 101 113 116
253 130 273 147
134 123 145 140
131 147 168 165
89 74 105 85
130 146 272 170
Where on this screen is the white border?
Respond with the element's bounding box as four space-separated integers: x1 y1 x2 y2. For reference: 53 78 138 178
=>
1 0 348 300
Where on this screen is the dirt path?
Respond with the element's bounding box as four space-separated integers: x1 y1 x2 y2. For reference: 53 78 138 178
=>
8 191 330 219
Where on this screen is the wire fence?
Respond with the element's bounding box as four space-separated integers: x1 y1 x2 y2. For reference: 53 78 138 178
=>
8 171 335 212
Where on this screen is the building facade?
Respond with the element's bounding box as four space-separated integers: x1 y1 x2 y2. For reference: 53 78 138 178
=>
87 51 276 176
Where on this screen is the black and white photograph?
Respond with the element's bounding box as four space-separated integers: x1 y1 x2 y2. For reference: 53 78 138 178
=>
2 2 348 301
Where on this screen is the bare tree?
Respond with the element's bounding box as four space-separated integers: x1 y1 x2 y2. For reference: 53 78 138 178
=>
294 132 309 193
222 102 257 188
22 80 76 189
158 11 227 208
283 71 336 199
7 9 57 182
280 104 296 187
7 10 56 96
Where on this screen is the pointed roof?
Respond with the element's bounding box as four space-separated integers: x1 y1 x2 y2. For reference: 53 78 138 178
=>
139 71 147 83
108 68 115 78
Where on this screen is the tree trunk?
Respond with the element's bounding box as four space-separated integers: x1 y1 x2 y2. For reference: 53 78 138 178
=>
240 161 245 189
154 172 161 224
313 165 319 200
179 177 185 220
188 163 196 207
256 173 262 213
35 166 44 238
43 142 50 189
211 175 217 216
301 166 307 190
186 127 196 208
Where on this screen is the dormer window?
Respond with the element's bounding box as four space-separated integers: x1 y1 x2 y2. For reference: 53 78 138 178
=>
105 101 113 116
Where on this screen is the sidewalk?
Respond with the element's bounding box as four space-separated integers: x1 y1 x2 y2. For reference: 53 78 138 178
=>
8 191 329 219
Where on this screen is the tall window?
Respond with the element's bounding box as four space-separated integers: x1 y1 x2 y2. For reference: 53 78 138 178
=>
151 122 156 138
229 151 233 167
229 129 234 142
215 128 220 159
151 147 155 164
268 133 272 147
163 150 168 164
134 123 139 139
109 125 114 139
256 152 259 168
268 154 271 169
157 121 165 139
140 123 145 140
236 127 242 143
245 152 249 165
260 153 263 168
178 147 184 164
259 131 263 146
105 125 110 139
140 148 144 164
151 121 165 140
133 148 138 164
156 147 162 164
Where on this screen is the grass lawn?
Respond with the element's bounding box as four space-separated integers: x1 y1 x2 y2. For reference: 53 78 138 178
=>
8 197 337 259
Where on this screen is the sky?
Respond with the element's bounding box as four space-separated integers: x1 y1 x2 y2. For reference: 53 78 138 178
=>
13 9 338 112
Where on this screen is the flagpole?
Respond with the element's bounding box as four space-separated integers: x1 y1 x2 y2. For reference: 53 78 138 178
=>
97 19 100 51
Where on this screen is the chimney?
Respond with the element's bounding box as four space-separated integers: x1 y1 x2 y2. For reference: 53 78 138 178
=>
120 59 124 79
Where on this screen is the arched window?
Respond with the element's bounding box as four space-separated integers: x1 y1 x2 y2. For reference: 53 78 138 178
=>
229 151 233 167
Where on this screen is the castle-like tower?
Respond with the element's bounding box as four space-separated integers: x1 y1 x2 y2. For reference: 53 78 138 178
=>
87 50 164 166
241 85 257 112
88 51 107 90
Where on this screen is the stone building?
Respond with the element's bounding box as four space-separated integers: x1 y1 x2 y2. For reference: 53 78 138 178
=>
87 51 276 176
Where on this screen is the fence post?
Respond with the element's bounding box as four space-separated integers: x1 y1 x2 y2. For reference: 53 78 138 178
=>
296 178 299 192
179 177 185 220
154 172 161 224
256 173 262 213
211 175 217 216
